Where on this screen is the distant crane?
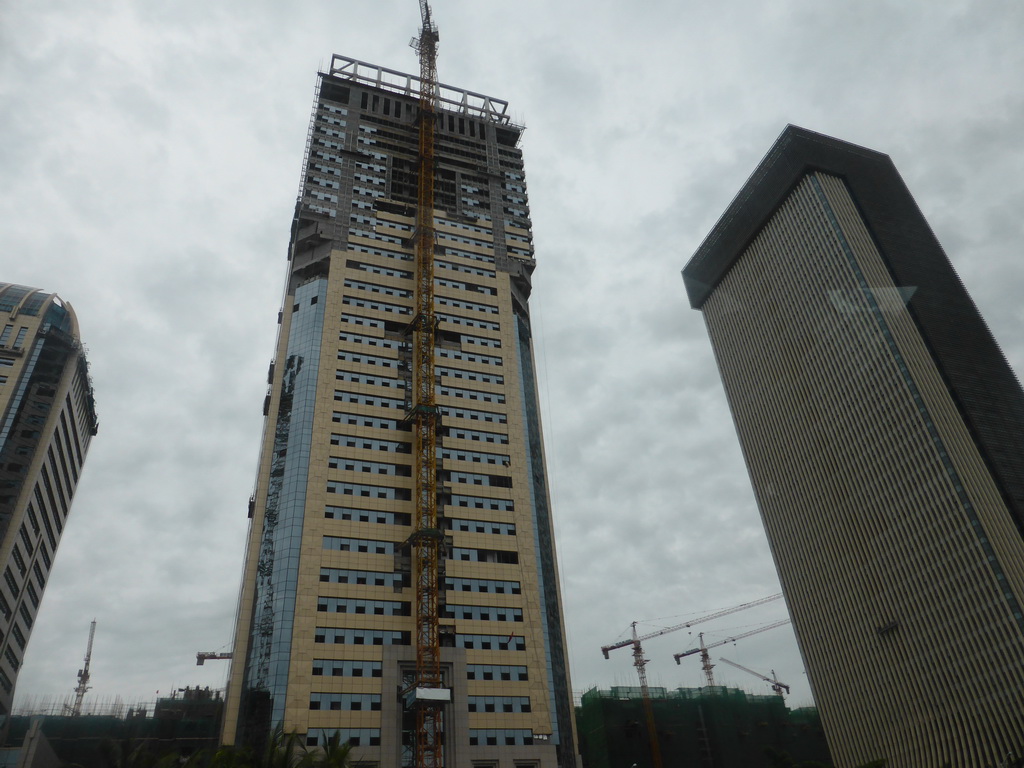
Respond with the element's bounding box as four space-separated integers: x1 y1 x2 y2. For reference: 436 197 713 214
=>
70 620 96 716
673 618 791 687
196 651 232 666
719 657 790 696
600 594 783 768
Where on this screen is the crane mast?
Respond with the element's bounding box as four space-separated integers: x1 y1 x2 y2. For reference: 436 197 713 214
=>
70 619 96 716
629 623 665 768
408 2 445 767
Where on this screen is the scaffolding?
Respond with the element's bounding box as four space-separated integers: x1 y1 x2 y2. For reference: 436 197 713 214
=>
576 687 830 768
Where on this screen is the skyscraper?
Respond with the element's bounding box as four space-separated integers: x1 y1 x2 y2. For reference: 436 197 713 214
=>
222 56 578 768
682 126 1024 767
0 283 98 720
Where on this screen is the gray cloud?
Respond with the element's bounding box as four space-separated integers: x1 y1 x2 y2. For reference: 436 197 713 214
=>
2 0 1022 713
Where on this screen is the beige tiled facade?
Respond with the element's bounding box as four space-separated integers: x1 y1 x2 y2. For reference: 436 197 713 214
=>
222 58 578 768
684 128 1024 767
0 284 97 719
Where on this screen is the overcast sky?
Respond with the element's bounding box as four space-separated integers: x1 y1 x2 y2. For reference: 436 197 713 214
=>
2 0 1024 713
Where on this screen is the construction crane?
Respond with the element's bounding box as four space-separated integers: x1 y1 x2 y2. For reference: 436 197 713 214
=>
406 3 446 768
600 594 782 768
70 620 96 716
196 651 232 666
719 657 790 696
673 619 791 688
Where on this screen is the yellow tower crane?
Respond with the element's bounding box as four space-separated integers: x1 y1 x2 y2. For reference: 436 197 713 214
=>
600 594 783 768
406 3 446 768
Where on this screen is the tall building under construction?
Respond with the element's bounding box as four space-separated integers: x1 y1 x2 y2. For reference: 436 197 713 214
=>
221 52 578 768
683 126 1024 766
0 284 98 720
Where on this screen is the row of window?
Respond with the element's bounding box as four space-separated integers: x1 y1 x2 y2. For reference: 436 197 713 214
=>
317 598 409 616
437 348 502 366
439 406 507 425
328 458 409 476
436 277 496 298
314 628 410 645
324 536 395 555
316 570 519 598
342 297 410 315
437 259 494 279
320 567 402 588
324 507 408 525
334 391 404 410
344 279 410 299
311 659 381 677
445 470 511 487
467 664 528 681
337 351 398 369
450 494 514 511
304 729 534 749
309 693 380 711
444 426 508 444
307 661 527 682
458 634 525 651
438 448 509 466
326 481 410 500
436 312 499 331
469 730 535 747
447 577 521 595
338 331 400 350
438 385 504 404
436 296 499 315
446 605 522 622
451 548 519 565
468 696 530 713
332 434 409 453
436 366 504 386
442 246 495 265
330 436 514 464
349 243 410 262
306 729 378 748
336 370 404 389
332 412 405 431
446 518 515 535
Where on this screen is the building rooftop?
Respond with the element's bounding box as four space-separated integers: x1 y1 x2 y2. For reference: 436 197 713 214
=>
682 125 905 309
325 54 516 126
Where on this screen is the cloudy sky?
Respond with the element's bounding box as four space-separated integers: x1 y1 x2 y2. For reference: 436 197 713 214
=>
3 0 1024 713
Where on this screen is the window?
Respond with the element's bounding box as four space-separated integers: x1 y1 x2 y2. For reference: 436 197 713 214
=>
4 567 18 596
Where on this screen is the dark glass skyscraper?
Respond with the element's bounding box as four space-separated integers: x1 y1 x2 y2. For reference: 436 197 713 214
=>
683 126 1024 767
222 57 578 768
